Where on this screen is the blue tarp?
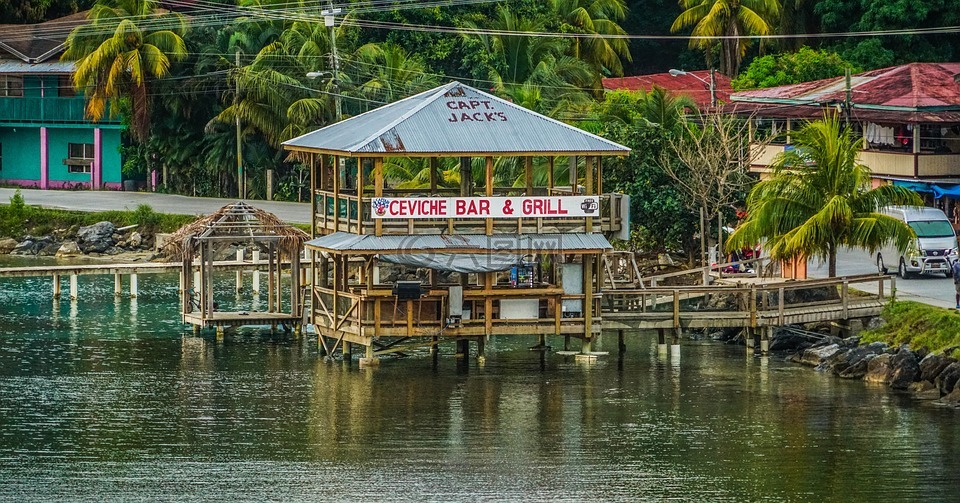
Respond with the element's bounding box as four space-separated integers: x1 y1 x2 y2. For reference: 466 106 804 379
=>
893 180 960 199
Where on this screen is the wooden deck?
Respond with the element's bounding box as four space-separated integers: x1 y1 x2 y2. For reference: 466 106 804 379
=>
183 311 301 329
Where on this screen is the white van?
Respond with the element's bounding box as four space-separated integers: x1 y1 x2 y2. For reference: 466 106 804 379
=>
877 206 958 278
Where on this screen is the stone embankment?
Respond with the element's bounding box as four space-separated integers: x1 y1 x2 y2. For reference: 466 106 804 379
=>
774 329 960 407
0 221 157 259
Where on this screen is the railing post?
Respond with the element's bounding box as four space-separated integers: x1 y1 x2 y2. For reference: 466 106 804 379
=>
778 287 784 325
841 279 849 319
672 289 680 328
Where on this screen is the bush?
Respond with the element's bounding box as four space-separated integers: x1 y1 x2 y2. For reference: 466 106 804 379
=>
860 301 960 357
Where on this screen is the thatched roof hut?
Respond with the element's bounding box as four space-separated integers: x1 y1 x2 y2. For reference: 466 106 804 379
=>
166 201 308 260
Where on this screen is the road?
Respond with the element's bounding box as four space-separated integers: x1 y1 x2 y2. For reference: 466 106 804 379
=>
0 188 312 225
808 247 956 309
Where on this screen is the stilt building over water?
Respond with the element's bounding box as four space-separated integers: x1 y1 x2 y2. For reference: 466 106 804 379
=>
282 82 630 364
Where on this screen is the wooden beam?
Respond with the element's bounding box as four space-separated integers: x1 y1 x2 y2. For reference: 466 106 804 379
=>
333 155 340 232
357 157 364 235
585 156 594 233
374 157 383 237
310 153 317 239
429 157 438 194
485 156 494 235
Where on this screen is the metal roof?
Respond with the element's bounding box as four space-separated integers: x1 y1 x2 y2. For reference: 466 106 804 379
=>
0 11 89 63
0 60 75 74
602 70 733 109
305 232 612 255
730 63 960 123
283 81 630 156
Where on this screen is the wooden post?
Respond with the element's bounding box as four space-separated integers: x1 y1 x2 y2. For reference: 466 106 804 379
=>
485 156 494 235
484 272 493 336
374 157 384 237
333 155 340 232
585 156 594 233
569 156 578 193
429 157 438 194
252 248 261 294
69 274 78 301
268 242 276 313
53 274 61 299
761 326 772 354
114 273 122 297
291 247 301 319
547 156 555 192
582 254 594 353
130 273 138 298
657 328 667 353
357 158 364 235
618 329 626 356
310 154 318 238
841 279 849 320
236 248 244 292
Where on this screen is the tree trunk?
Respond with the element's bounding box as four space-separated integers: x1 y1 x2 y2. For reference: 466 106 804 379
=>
828 243 837 278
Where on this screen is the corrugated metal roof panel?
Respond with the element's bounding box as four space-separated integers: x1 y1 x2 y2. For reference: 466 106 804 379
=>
284 82 630 155
305 232 612 253
732 63 960 112
602 71 733 109
0 60 74 73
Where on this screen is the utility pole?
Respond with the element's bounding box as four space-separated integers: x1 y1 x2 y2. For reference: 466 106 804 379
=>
235 49 244 199
709 68 716 108
844 67 852 128
321 3 342 122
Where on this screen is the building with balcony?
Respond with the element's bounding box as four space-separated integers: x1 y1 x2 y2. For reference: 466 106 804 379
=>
282 81 631 364
0 12 122 190
729 63 960 216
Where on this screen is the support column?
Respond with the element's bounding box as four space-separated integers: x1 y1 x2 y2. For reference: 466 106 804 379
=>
114 273 122 297
130 273 138 298
657 328 667 353
581 255 594 353
343 341 352 361
69 274 78 300
52 274 61 299
485 156 494 235
236 248 244 292
761 326 772 354
360 343 379 367
252 249 261 294
618 329 626 356
93 128 102 190
476 336 485 363
456 339 469 358
39 127 48 190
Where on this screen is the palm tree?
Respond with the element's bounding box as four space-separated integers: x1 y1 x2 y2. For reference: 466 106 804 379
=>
351 43 439 104
62 0 187 141
463 5 569 85
670 0 781 76
551 0 632 76
726 114 921 277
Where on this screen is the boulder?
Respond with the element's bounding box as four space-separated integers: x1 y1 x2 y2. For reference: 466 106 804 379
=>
38 241 61 256
920 354 956 383
864 353 894 384
76 221 116 253
0 237 17 253
838 354 877 379
909 380 942 400
769 327 813 352
864 316 887 331
889 348 921 389
56 241 82 257
128 231 143 248
938 388 960 407
935 362 960 396
825 342 887 378
799 344 842 367
11 236 51 255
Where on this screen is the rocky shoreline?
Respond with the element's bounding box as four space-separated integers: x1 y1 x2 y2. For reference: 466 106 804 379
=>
758 326 960 407
0 221 161 261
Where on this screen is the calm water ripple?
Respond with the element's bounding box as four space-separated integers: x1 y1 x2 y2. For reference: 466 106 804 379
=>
0 259 959 501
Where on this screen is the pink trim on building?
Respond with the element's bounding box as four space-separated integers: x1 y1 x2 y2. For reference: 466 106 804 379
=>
0 179 122 190
93 128 102 190
39 127 48 189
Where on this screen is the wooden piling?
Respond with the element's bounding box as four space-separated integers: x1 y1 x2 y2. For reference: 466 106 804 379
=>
52 274 61 299
69 274 78 300
252 249 261 294
130 273 138 298
236 248 244 292
114 273 122 297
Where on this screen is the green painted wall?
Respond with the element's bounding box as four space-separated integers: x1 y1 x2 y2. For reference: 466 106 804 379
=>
100 129 121 183
0 127 41 182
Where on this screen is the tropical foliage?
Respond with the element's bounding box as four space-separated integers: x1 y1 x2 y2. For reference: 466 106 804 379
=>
726 115 922 276
670 0 781 76
732 47 857 90
62 0 186 140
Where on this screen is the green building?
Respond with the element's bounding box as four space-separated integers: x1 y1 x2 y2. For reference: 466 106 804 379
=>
0 12 123 190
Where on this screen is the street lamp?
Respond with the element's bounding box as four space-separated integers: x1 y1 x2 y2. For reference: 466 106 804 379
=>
669 68 716 108
306 70 341 123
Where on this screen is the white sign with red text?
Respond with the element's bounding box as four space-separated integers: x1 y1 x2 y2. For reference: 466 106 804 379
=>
370 196 599 219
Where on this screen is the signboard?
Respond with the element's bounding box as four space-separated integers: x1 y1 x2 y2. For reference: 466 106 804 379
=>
370 196 600 219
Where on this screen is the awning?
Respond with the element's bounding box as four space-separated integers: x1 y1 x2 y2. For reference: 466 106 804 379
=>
305 232 612 255
893 180 960 199
379 252 521 273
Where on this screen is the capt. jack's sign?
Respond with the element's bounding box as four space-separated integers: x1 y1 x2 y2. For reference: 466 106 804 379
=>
371 196 599 219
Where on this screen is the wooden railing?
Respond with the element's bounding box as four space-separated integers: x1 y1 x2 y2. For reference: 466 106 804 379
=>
602 273 892 329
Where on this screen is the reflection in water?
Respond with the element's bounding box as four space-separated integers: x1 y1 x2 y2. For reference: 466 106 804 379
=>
0 267 959 501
